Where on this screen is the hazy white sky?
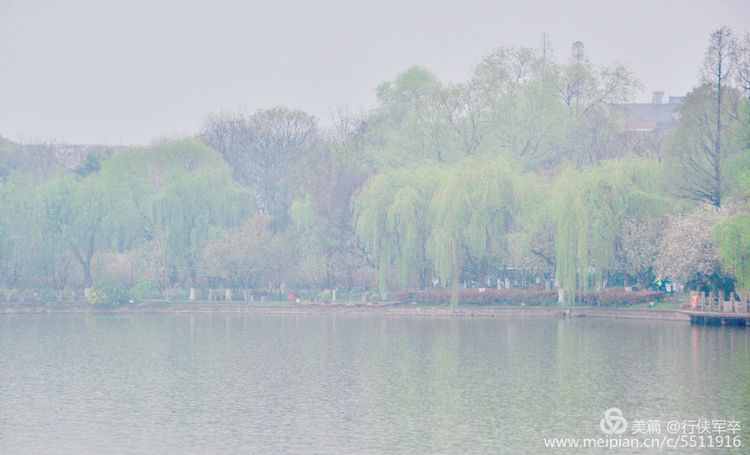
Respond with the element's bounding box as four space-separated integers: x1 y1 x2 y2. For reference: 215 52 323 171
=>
1 0 748 145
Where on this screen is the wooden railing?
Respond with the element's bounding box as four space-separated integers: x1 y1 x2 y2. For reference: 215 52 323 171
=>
681 291 749 313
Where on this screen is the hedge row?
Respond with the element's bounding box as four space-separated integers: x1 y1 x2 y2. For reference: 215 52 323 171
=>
395 289 557 306
395 289 664 306
574 290 664 306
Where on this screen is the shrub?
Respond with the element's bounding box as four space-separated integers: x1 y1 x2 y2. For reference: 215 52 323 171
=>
89 281 131 307
575 290 664 306
395 289 558 306
131 278 158 301
395 289 665 306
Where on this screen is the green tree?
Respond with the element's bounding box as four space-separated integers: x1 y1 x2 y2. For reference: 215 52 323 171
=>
34 171 126 288
364 66 454 168
99 138 229 248
728 99 750 198
152 167 253 290
557 41 638 116
428 158 521 304
506 176 556 277
714 213 750 297
354 166 443 296
552 158 662 301
666 84 742 207
0 173 42 293
35 172 78 290
354 156 525 304
666 28 743 208
467 47 572 169
558 44 638 166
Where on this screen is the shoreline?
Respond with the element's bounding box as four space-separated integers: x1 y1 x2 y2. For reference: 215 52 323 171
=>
0 302 690 321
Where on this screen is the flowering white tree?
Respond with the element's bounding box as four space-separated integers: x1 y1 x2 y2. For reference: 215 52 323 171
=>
654 205 730 285
613 216 667 288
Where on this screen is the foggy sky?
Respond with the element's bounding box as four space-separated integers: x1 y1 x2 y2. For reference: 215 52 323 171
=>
1 0 748 145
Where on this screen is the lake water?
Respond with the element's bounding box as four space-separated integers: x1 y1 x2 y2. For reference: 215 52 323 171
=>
0 313 748 453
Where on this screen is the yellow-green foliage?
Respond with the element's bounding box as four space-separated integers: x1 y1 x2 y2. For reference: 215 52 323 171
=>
714 213 750 292
354 166 444 295
89 281 129 307
355 156 525 302
552 158 662 297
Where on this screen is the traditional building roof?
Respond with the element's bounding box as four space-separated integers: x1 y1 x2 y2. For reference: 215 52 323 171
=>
613 93 683 132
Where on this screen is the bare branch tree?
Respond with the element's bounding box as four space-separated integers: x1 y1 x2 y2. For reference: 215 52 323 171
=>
733 32 750 98
667 27 743 208
201 107 319 229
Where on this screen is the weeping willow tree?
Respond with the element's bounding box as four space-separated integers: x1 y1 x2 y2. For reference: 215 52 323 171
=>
355 156 524 303
428 157 521 305
97 139 231 250
505 173 556 274
152 167 254 290
387 184 433 288
354 166 444 296
714 213 750 298
31 170 130 288
552 158 662 302
428 170 471 304
0 173 43 291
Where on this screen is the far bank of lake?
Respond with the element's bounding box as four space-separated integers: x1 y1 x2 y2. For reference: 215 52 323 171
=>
0 301 691 322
